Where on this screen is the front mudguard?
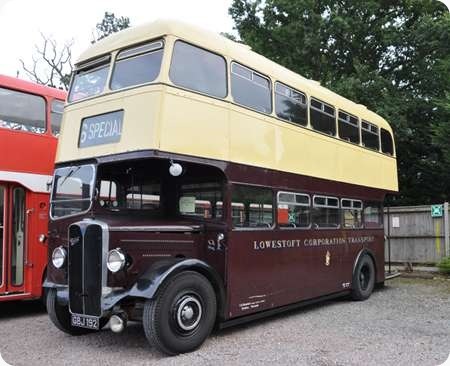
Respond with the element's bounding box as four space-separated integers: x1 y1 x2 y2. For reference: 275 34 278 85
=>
44 259 226 317
43 279 69 306
106 259 226 317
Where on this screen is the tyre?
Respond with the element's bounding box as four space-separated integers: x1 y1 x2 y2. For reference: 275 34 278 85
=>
351 254 376 301
41 287 49 310
46 288 106 335
143 271 217 355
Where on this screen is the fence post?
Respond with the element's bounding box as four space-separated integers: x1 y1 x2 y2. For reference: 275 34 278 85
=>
387 205 391 273
445 201 449 257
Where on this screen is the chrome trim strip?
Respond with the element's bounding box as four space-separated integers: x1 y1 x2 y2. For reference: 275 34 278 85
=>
68 219 109 317
0 292 31 298
110 225 200 232
83 219 109 316
120 239 194 244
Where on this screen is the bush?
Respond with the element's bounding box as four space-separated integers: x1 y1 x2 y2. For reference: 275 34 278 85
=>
437 257 450 274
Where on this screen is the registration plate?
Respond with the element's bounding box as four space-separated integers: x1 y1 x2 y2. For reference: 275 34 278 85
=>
71 314 100 330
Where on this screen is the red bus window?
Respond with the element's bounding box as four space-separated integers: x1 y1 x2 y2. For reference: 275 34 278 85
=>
0 87 46 134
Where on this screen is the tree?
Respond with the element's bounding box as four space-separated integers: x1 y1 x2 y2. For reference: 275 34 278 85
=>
229 0 450 205
92 11 130 43
20 12 130 90
19 32 74 90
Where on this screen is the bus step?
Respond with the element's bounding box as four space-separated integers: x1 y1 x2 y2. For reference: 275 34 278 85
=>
385 271 401 280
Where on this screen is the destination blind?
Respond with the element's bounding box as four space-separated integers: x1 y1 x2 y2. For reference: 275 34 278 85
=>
79 110 124 148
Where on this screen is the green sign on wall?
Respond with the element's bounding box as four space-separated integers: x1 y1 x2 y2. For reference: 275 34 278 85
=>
431 204 443 218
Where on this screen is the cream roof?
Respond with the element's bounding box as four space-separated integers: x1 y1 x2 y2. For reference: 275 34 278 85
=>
77 19 393 133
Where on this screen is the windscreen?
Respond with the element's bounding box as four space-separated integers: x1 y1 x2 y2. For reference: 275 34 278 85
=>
51 165 95 219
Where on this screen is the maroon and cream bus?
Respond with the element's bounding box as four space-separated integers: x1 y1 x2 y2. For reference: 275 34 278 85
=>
44 20 398 355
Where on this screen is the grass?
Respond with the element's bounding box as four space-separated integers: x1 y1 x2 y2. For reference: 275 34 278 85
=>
437 256 450 274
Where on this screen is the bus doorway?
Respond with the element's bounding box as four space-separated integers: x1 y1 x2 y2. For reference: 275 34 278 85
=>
0 184 27 297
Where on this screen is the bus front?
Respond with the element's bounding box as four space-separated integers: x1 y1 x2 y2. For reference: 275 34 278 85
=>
45 27 227 354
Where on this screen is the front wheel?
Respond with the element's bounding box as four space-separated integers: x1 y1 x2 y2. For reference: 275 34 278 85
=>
351 254 376 301
46 288 105 335
143 271 217 355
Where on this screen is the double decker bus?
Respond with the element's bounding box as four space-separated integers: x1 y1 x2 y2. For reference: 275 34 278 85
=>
0 75 66 302
44 20 398 355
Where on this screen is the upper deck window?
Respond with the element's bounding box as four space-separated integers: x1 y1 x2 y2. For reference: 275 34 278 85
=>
51 99 64 136
170 41 227 98
310 98 336 135
338 110 359 144
231 62 272 114
380 128 394 155
361 120 380 151
0 87 46 134
68 55 110 102
275 82 307 126
111 40 164 90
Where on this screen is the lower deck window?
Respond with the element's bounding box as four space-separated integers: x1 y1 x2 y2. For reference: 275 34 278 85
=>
277 191 310 228
312 195 339 228
232 185 273 228
364 202 383 228
341 199 363 228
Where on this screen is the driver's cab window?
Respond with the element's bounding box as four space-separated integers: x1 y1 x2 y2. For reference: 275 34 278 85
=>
99 180 117 208
99 179 160 210
178 182 222 219
126 183 160 209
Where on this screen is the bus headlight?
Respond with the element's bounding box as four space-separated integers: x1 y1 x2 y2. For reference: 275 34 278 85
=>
52 246 67 269
107 249 126 273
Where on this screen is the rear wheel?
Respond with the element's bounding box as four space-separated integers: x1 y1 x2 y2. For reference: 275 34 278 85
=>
143 271 217 355
46 288 106 335
351 254 376 301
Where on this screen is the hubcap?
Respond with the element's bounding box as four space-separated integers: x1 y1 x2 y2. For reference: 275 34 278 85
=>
176 295 202 332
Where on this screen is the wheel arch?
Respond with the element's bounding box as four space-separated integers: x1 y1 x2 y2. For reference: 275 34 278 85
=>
119 259 226 320
352 248 377 280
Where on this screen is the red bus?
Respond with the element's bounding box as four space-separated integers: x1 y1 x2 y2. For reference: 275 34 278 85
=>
0 74 66 302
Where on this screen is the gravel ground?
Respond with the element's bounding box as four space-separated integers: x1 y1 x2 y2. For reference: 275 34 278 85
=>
0 277 449 366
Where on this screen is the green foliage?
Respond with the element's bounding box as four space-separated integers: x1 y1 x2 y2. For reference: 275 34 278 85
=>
229 0 450 205
92 12 131 43
437 256 450 274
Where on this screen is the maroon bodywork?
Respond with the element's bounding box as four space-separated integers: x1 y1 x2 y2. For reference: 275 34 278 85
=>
46 150 387 323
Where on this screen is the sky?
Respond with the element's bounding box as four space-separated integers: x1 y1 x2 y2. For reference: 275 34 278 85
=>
0 0 234 80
